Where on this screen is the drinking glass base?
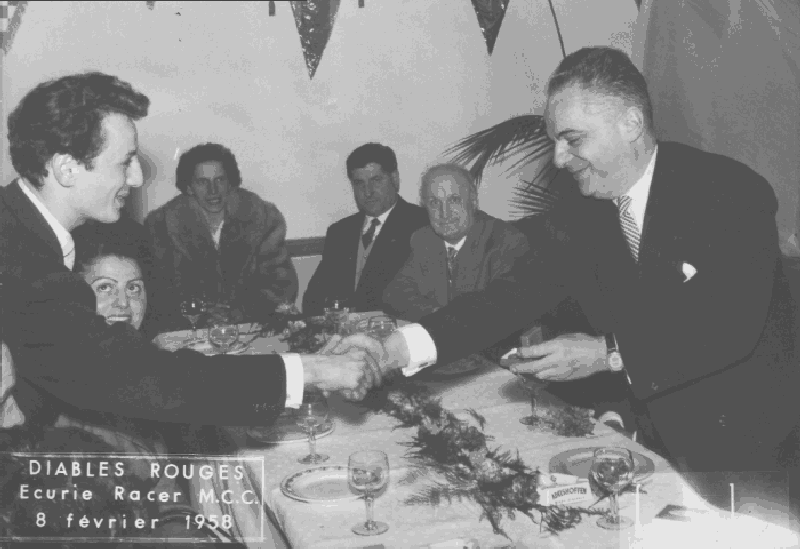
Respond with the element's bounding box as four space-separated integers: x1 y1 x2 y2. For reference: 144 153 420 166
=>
597 515 633 530
298 453 329 465
352 520 389 536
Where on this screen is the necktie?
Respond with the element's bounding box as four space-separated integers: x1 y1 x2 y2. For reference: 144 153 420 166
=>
617 195 640 261
362 218 380 248
446 246 457 283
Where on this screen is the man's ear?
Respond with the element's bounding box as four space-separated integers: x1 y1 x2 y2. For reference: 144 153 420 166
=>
50 154 81 188
390 171 400 192
620 106 645 143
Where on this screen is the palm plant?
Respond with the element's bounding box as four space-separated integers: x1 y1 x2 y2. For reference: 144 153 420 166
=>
443 0 577 218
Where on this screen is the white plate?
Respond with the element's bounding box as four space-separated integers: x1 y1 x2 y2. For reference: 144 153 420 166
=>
280 465 360 503
246 417 334 444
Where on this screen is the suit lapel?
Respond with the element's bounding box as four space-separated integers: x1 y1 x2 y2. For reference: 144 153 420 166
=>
4 182 63 266
452 213 490 293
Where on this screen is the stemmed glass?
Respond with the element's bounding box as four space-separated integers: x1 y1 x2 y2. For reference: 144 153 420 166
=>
180 294 207 343
590 447 635 529
296 390 330 464
517 373 550 425
366 315 397 341
348 450 390 536
323 296 350 335
208 313 240 354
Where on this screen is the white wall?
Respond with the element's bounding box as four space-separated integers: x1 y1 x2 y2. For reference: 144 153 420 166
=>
1 0 637 235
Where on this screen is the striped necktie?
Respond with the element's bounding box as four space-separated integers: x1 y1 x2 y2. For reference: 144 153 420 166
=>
446 246 457 283
616 195 640 262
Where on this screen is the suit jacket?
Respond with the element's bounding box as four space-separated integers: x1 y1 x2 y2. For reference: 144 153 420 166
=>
420 142 800 471
383 211 529 321
303 197 428 314
0 181 287 429
145 188 298 322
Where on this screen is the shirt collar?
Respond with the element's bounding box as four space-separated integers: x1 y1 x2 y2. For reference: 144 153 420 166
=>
363 201 396 231
445 235 467 253
616 145 658 232
17 179 75 268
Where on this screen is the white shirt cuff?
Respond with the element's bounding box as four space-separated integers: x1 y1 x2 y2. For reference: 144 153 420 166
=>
397 323 437 377
282 353 304 409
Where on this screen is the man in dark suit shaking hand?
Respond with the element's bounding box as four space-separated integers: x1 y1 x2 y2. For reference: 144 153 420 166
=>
302 143 428 314
364 47 800 513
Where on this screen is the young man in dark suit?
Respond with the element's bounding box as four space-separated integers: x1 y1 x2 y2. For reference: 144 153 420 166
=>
302 143 428 314
358 48 800 515
0 73 379 436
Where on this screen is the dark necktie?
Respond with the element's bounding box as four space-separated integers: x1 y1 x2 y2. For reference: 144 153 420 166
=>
446 246 457 283
616 195 640 262
362 218 380 248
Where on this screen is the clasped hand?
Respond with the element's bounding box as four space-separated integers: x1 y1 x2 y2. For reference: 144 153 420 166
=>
308 335 384 401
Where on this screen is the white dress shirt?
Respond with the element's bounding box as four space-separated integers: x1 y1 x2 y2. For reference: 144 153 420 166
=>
445 235 467 255
617 145 658 234
362 202 396 242
399 147 660 377
12 180 305 408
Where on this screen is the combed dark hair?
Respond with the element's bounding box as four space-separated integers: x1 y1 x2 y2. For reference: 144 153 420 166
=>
175 142 242 194
547 47 654 133
7 72 150 187
346 143 398 178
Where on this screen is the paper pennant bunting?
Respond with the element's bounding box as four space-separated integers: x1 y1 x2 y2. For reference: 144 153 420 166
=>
291 0 341 79
471 0 510 55
2 1 27 54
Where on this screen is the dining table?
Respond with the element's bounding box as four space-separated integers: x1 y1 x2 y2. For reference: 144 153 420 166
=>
154 319 800 549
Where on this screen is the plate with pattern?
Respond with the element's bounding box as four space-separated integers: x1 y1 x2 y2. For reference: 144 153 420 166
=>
280 465 359 503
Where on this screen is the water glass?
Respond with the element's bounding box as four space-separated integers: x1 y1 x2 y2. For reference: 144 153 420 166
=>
180 295 207 342
366 315 397 341
590 447 635 529
208 319 240 354
296 391 330 464
349 450 390 536
323 297 350 334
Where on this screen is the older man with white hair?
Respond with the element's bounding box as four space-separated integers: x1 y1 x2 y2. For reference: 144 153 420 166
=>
383 163 529 321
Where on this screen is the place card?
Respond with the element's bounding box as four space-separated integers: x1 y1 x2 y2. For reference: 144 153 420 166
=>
537 472 593 506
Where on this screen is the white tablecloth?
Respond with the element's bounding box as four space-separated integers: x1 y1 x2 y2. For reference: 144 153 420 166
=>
155 329 799 548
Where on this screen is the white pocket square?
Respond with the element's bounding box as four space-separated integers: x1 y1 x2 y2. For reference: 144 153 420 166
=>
681 262 697 282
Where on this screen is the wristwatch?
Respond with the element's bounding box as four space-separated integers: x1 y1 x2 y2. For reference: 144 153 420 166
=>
604 333 624 371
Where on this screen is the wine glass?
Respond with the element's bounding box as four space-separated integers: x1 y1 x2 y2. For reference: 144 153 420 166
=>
208 316 240 354
180 295 207 342
590 447 635 529
296 390 330 464
348 450 390 536
366 315 397 341
517 372 550 425
323 296 350 334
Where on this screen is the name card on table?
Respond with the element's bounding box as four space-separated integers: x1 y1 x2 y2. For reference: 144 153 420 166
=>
537 473 593 506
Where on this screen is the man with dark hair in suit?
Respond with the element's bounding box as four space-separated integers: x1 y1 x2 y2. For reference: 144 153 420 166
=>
353 47 800 515
0 72 378 440
302 143 428 314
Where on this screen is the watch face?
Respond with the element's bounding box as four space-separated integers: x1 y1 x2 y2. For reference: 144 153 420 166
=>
608 352 624 371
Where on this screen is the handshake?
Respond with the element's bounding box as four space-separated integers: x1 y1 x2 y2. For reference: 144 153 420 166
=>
300 333 410 401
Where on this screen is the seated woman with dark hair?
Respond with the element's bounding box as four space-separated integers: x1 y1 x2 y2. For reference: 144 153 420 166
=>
145 142 299 323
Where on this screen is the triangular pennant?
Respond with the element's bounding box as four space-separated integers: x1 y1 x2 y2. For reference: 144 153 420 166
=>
471 0 510 55
2 1 28 54
291 0 341 79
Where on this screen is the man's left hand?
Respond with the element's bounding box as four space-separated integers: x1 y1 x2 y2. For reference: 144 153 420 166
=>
509 333 608 381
